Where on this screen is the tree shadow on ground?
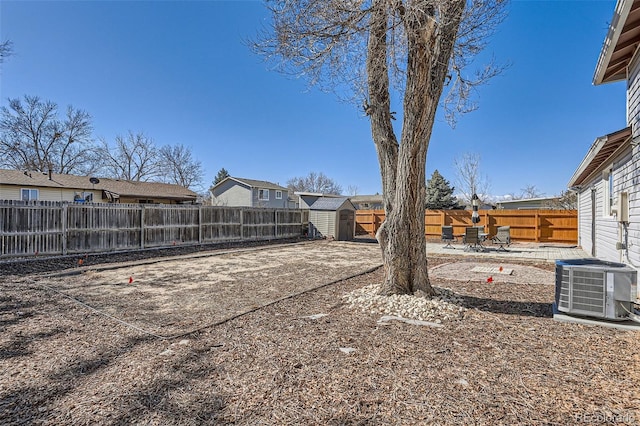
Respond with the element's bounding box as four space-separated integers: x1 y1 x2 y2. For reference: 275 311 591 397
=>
1 332 227 424
456 294 553 318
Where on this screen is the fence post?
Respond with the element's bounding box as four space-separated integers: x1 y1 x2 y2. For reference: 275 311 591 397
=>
198 205 203 244
61 203 67 255
275 209 279 238
535 211 540 242
240 208 244 239
140 205 145 249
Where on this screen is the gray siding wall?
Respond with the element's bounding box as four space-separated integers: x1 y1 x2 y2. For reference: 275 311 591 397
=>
212 181 251 207
625 51 640 272
577 189 593 255
579 147 640 268
251 188 288 208
628 50 640 132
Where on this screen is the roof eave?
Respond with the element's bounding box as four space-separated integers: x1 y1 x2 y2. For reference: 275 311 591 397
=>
568 127 632 188
594 0 636 85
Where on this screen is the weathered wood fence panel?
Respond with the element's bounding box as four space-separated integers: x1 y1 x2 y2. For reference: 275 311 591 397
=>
356 209 578 244
0 200 303 258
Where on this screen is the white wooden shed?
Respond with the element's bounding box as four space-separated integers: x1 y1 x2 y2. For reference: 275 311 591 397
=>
308 197 356 241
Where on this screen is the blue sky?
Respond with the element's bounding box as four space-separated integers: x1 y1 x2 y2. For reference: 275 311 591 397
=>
0 0 627 198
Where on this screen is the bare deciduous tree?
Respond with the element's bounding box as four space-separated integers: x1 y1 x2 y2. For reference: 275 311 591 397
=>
287 172 343 195
544 190 577 210
0 95 97 174
159 144 204 189
453 152 490 206
520 184 543 199
97 131 160 182
0 40 13 63
256 0 506 295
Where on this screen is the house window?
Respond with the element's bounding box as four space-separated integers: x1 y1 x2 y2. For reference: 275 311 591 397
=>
258 189 269 201
603 168 614 216
74 192 93 203
21 189 38 201
275 190 283 199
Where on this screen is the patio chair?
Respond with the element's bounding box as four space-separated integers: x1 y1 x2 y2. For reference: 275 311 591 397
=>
492 226 511 251
441 226 456 249
463 226 484 252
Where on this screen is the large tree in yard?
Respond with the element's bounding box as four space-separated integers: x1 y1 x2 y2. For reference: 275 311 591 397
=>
256 0 505 295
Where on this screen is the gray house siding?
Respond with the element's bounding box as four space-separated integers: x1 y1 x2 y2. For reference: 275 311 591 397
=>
577 189 593 255
212 180 251 207
614 147 640 266
577 147 639 266
212 178 289 208
251 187 288 208
628 51 640 132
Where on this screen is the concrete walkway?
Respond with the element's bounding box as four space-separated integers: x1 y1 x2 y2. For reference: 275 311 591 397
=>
426 240 590 262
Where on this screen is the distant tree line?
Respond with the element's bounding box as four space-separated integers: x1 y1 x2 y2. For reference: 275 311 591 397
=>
0 95 203 189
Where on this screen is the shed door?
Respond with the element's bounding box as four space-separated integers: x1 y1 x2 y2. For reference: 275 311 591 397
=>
338 210 354 241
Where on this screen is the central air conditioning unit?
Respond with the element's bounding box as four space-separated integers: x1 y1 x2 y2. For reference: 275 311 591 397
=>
555 259 637 321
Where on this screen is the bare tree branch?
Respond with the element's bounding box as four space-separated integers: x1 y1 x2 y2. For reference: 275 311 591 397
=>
158 143 204 189
96 131 161 182
0 95 97 174
453 152 490 205
254 0 507 296
287 171 343 194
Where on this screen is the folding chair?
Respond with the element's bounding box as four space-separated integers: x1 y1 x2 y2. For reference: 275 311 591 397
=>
463 226 485 252
441 226 456 249
492 226 511 251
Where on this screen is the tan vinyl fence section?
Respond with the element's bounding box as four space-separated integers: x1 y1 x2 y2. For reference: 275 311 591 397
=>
356 209 578 244
0 200 303 258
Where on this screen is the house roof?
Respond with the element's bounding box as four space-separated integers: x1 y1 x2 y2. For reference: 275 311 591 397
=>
594 0 640 84
215 177 288 191
568 127 632 188
309 196 354 211
349 194 384 203
496 197 560 207
0 169 197 201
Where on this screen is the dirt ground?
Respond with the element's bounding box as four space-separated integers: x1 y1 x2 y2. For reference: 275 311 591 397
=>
1 240 639 425
25 241 383 337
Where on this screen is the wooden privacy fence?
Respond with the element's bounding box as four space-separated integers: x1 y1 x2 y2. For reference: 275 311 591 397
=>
0 200 303 258
356 209 578 244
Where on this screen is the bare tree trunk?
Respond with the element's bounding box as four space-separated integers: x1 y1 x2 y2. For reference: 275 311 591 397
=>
369 0 465 296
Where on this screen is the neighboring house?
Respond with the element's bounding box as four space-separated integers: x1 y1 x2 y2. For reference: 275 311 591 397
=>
0 169 198 204
211 177 289 208
350 194 384 210
307 196 356 241
568 0 640 268
495 196 561 210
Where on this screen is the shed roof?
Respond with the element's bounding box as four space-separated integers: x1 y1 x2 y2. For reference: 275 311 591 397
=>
568 127 632 188
594 0 640 84
0 169 197 201
309 196 354 211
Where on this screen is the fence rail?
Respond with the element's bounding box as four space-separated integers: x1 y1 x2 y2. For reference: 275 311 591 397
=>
356 209 578 244
0 200 303 258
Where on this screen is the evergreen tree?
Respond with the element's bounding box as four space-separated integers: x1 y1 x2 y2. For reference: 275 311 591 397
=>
426 170 459 209
213 168 230 185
